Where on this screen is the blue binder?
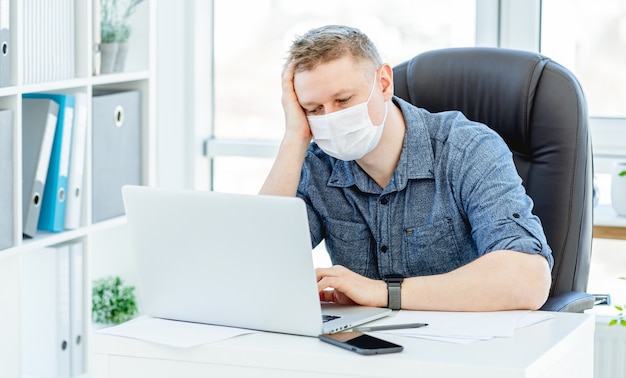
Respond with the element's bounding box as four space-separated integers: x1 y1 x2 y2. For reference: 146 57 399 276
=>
24 93 75 232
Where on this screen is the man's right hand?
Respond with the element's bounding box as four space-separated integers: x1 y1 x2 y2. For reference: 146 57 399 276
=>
258 61 313 196
281 60 313 143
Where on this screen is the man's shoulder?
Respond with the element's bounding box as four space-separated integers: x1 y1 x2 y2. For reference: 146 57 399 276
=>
395 96 498 146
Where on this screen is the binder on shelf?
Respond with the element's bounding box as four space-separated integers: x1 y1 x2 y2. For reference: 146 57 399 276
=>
24 93 75 233
65 93 88 230
22 98 59 238
21 245 71 377
22 0 75 83
69 241 84 376
0 0 10 87
92 90 141 223
0 109 13 250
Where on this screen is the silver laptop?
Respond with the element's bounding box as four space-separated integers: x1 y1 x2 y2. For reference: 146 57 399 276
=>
121 185 391 337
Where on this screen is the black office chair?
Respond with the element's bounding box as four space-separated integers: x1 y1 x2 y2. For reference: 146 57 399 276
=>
393 47 594 312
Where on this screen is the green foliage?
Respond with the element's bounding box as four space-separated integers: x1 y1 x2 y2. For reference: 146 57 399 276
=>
92 276 138 324
619 170 626 177
101 0 144 43
608 304 624 327
608 277 626 327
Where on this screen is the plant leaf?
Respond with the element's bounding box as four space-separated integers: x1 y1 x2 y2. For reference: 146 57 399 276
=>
609 319 618 326
615 305 624 311
619 170 626 177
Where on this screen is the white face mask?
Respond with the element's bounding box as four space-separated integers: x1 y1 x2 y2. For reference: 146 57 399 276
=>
307 73 388 161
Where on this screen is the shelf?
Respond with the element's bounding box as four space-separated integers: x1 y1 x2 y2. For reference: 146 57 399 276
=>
20 228 90 252
0 0 156 376
91 71 151 86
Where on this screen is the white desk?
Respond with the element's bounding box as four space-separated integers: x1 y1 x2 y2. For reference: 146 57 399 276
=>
92 312 594 378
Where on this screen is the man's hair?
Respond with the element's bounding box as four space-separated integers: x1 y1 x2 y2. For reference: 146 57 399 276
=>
288 25 382 72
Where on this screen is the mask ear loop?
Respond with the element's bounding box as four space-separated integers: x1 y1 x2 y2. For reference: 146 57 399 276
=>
367 70 388 127
365 72 378 103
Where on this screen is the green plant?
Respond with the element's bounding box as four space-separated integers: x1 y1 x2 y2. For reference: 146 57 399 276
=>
92 276 138 324
609 305 626 327
609 277 626 327
619 171 626 177
101 0 144 43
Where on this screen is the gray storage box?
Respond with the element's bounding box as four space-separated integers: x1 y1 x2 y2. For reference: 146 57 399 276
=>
92 90 141 223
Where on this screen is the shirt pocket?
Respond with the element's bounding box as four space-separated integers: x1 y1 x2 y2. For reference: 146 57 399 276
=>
404 217 465 276
323 218 373 277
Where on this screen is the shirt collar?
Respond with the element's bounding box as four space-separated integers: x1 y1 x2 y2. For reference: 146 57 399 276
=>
327 96 435 193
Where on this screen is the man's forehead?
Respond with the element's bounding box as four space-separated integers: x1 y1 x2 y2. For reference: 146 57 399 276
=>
295 57 370 85
294 65 368 105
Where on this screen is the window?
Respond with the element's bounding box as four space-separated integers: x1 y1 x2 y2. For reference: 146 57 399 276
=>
541 0 626 118
211 0 478 193
541 1 626 202
541 0 626 305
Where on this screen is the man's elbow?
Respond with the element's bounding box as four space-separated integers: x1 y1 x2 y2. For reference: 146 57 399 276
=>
517 256 552 310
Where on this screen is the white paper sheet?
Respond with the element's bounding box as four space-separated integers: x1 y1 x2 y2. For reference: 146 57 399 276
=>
96 316 258 348
369 310 555 344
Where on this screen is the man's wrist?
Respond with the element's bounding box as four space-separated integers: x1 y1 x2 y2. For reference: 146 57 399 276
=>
384 275 404 310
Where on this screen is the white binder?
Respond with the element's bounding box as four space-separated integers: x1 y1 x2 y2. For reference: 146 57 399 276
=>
69 241 84 376
0 0 10 87
21 245 71 377
65 93 88 230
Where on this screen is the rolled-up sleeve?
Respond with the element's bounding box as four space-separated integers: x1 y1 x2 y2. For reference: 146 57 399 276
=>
449 125 554 270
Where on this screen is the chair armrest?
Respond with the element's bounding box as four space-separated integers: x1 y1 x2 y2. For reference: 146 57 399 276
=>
540 291 595 312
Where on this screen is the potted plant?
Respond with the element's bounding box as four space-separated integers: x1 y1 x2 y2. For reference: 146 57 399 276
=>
92 275 139 326
99 0 145 73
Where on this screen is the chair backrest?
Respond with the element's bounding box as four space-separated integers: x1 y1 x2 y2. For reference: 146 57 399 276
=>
393 47 593 297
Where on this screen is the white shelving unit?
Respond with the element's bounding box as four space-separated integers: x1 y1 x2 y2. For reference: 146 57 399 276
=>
0 0 156 376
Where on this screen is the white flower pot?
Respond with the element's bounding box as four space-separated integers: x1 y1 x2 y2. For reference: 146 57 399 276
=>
114 42 129 72
100 43 119 74
611 161 626 216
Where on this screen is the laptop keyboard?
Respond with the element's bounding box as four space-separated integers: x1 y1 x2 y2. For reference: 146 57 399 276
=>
322 315 341 323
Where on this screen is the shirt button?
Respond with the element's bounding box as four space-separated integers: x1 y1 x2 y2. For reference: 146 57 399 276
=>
513 213 520 218
380 198 388 205
381 245 388 253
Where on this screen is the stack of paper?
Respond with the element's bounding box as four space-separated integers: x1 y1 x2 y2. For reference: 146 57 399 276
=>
368 310 555 344
97 316 259 348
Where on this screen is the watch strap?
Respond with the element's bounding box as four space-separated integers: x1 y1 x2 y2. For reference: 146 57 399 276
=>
385 277 403 310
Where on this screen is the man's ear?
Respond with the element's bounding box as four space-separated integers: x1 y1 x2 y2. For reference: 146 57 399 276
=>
379 63 394 101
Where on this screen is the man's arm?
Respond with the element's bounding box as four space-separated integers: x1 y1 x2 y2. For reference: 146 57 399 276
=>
317 250 552 311
259 61 311 196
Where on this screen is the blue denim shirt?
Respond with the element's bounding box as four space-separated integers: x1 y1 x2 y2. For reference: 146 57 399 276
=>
297 96 553 279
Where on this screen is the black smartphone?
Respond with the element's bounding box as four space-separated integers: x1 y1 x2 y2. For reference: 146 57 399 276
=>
318 332 403 355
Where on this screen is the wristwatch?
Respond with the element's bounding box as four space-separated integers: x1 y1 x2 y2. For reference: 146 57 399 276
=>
384 275 404 310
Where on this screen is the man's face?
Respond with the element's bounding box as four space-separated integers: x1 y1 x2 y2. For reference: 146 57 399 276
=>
293 56 386 125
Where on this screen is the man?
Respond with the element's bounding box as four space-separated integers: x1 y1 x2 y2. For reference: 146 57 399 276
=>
260 25 553 311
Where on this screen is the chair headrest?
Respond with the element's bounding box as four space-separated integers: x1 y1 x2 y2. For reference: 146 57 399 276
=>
393 48 551 153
